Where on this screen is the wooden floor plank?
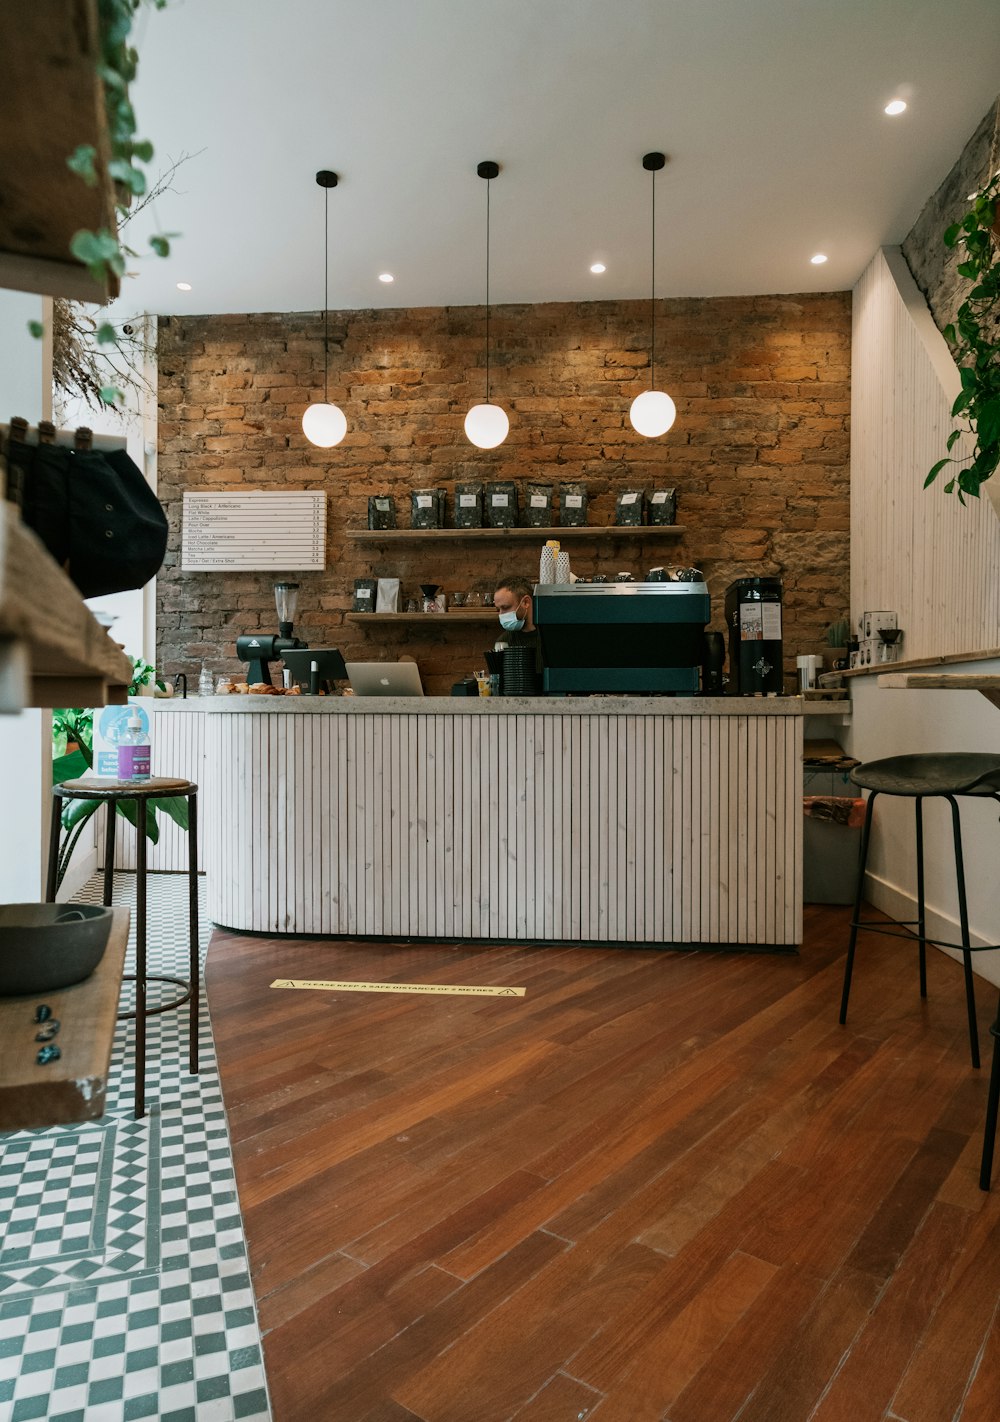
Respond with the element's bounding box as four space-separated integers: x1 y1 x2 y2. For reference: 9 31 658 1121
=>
204 913 1000 1422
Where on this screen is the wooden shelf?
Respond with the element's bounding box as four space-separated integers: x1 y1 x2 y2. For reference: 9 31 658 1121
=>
347 526 685 544
0 503 133 710
0 907 128 1130
346 610 497 626
0 0 119 302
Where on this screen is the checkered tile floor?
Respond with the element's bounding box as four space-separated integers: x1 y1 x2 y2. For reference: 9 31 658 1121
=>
0 875 272 1422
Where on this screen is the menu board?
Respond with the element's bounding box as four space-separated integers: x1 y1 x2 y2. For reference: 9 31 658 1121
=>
181 492 326 571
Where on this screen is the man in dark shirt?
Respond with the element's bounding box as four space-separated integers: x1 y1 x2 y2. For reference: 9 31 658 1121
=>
493 572 543 672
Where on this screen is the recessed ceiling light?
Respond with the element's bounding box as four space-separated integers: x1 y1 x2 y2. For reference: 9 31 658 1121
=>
176 281 192 291
590 262 606 274
884 99 907 116
810 254 828 265
378 272 394 283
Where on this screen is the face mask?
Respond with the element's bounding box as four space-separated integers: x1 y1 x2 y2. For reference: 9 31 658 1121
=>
498 609 524 632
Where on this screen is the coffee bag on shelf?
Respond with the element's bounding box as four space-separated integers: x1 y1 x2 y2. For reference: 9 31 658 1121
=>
523 482 554 528
648 487 676 525
353 577 378 612
367 494 397 530
485 480 518 528
454 482 484 528
411 489 442 529
559 481 588 527
615 489 645 526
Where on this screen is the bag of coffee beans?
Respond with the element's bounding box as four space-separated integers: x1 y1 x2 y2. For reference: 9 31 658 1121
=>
411 488 441 529
353 577 377 612
523 482 554 527
648 487 677 525
368 494 396 530
485 480 518 528
615 489 645 526
454 482 483 528
559 481 588 527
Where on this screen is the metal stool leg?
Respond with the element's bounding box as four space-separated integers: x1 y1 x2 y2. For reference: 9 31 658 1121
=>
980 999 1000 1190
840 789 877 1025
947 794 979 1070
103 805 117 908
187 792 200 1076
915 797 927 999
45 796 62 902
134 799 147 1118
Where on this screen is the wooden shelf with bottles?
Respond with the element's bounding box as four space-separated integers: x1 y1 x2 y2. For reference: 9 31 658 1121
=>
347 525 685 545
345 609 498 626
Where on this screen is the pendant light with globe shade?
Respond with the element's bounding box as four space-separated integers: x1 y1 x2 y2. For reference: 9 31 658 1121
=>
302 169 348 448
464 160 509 450
629 151 677 439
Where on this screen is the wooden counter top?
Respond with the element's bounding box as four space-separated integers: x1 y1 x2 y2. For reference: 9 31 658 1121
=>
0 907 128 1130
0 503 133 711
151 694 807 717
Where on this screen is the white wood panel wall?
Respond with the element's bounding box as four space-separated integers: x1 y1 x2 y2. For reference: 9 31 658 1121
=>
205 710 802 946
98 708 206 872
851 248 1000 657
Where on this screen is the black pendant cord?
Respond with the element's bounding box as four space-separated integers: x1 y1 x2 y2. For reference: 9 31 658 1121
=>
650 165 656 392
485 175 491 405
323 184 330 405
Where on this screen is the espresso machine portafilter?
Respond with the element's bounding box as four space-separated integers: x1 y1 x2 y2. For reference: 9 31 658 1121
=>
235 581 307 685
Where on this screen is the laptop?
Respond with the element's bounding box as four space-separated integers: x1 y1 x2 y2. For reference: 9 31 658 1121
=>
345 661 425 697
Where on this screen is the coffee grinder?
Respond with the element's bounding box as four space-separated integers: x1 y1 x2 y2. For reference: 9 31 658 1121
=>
236 581 307 685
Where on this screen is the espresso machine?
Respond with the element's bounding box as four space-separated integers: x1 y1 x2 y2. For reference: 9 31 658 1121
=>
236 581 307 685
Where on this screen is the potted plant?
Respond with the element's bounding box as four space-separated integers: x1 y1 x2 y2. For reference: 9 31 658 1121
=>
925 172 1000 504
51 656 188 891
825 618 850 671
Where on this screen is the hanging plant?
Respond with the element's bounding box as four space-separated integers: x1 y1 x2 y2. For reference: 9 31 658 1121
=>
925 172 1000 502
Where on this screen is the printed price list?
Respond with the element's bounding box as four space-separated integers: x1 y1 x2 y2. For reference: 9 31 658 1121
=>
182 492 326 570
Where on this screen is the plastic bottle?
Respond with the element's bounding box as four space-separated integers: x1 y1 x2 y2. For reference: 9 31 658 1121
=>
117 710 151 782
198 661 213 697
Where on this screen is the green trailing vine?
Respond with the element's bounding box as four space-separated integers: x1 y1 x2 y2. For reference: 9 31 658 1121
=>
925 173 1000 502
29 0 177 409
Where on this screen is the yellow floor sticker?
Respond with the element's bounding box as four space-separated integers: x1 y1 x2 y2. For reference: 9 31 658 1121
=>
271 978 526 998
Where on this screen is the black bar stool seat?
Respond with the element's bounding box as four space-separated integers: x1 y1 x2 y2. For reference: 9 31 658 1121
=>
46 776 200 1118
838 752 1000 1192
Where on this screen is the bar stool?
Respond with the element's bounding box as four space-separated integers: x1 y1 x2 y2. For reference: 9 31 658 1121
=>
839 753 1000 1070
980 994 1000 1190
46 777 199 1118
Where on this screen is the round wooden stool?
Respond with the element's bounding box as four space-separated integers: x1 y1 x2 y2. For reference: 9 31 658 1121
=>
45 776 199 1118
839 753 1000 1072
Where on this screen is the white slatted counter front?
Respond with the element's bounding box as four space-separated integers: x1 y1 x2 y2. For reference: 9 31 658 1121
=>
177 698 803 949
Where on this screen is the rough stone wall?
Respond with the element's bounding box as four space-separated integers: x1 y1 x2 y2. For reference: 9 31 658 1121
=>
902 99 1000 335
156 293 850 696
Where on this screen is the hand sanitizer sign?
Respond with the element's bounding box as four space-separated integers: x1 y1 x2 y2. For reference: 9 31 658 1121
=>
93 704 151 780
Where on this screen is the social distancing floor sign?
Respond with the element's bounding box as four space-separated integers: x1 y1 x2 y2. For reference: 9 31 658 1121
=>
270 979 526 998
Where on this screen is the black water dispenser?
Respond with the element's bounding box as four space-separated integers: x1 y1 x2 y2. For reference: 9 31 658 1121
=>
724 577 783 695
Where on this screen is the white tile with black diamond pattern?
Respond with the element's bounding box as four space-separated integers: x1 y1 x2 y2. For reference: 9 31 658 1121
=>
0 875 271 1422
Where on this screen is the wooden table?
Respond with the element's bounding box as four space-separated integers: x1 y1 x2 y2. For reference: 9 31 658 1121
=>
0 907 128 1130
877 672 1000 712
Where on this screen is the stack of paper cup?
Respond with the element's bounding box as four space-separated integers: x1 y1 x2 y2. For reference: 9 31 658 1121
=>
555 551 571 584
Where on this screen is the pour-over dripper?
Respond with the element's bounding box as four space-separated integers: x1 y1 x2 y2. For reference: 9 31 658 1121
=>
419 583 440 600
878 627 902 644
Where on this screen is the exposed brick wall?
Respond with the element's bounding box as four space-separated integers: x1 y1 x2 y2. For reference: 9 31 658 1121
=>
157 293 850 696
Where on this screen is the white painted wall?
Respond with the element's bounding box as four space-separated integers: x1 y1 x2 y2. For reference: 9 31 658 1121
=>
0 289 51 900
848 248 1000 989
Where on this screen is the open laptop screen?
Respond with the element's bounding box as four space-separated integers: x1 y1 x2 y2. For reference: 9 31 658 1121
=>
344 662 425 697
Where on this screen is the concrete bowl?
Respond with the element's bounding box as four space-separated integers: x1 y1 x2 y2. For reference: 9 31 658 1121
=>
0 903 113 995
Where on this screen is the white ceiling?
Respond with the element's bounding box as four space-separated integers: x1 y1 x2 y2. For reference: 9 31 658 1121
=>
123 0 1000 319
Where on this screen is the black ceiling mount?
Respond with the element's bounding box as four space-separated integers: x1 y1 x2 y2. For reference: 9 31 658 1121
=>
315 170 338 188
642 152 667 171
477 160 500 180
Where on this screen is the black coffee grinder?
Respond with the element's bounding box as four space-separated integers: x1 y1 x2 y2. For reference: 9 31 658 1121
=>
236 581 307 685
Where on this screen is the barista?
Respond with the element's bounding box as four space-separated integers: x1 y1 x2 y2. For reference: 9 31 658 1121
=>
493 572 543 672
